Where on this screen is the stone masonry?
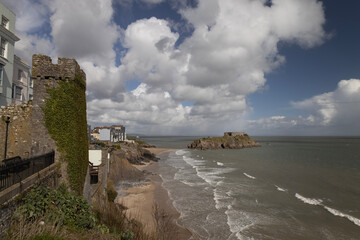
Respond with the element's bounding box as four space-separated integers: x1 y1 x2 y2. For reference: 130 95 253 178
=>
31 55 86 158
1 55 86 159
0 102 32 159
1 54 86 185
0 55 89 237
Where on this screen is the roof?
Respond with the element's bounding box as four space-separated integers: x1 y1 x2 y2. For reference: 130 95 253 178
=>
94 125 123 130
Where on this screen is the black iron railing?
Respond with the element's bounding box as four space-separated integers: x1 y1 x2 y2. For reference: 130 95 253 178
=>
0 151 55 191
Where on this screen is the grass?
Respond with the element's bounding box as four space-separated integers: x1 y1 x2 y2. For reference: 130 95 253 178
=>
126 136 148 146
5 185 182 240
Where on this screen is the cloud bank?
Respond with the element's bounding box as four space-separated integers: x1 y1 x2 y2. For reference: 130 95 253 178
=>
4 0 336 135
248 79 360 135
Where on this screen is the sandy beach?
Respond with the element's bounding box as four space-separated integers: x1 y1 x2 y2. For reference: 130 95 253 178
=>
117 148 192 239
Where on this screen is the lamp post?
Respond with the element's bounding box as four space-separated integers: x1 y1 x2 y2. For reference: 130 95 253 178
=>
4 116 10 160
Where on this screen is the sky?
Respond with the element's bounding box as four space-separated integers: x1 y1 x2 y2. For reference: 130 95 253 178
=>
1 0 360 136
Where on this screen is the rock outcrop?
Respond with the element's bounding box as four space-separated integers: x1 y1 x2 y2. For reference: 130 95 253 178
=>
188 133 260 150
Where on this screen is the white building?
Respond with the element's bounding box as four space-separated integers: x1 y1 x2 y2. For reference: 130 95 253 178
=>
99 128 111 141
0 2 30 107
12 55 32 104
96 125 126 142
0 2 20 106
110 125 126 142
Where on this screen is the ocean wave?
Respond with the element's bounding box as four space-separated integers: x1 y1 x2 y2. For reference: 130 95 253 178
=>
225 205 254 240
275 185 287 192
214 186 231 210
243 173 256 179
197 170 225 186
180 180 199 187
226 190 234 197
183 155 235 186
324 206 360 227
295 193 360 227
217 162 224 166
175 149 189 156
295 193 322 205
194 160 206 165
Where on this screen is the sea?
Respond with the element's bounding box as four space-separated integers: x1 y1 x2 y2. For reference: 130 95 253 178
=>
142 136 360 240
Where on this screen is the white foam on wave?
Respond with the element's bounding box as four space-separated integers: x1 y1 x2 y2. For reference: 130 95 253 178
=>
175 149 189 156
324 206 360 227
226 190 234 197
194 160 206 164
225 204 254 240
243 173 256 179
217 162 224 166
197 169 225 186
183 155 235 187
275 185 287 192
180 180 199 187
183 156 207 170
295 193 322 205
295 193 360 227
214 184 230 210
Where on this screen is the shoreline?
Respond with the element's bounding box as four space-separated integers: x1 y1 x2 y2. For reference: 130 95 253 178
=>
117 148 192 239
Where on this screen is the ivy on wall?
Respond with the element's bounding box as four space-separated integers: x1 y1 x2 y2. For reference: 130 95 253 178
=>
43 74 88 194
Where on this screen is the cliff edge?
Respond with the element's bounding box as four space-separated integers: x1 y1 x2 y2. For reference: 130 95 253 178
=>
188 132 260 150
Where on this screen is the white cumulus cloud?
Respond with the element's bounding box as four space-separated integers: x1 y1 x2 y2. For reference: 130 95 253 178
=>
5 0 331 135
248 79 360 135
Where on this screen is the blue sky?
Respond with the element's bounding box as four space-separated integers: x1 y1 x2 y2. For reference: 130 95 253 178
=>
2 0 360 135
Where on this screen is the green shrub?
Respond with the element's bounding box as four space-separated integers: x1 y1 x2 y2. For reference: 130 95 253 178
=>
121 230 134 240
15 185 96 230
106 181 118 202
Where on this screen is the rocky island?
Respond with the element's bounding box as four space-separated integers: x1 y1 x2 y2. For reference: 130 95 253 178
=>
188 132 260 150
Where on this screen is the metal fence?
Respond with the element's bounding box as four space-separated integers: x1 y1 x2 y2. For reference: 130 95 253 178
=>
0 151 55 191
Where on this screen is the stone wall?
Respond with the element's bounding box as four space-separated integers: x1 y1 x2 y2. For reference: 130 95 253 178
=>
31 54 85 159
224 132 245 137
0 55 86 161
1 54 88 192
0 54 89 236
0 102 32 159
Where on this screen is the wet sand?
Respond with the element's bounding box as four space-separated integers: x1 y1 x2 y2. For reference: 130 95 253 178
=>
117 148 192 239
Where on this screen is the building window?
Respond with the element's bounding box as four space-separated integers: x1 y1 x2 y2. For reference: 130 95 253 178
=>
1 16 9 29
12 85 22 100
29 94 33 100
18 69 22 81
30 77 33 88
0 38 7 58
0 64 3 86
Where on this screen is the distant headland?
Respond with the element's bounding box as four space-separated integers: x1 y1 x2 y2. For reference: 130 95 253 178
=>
188 132 260 150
